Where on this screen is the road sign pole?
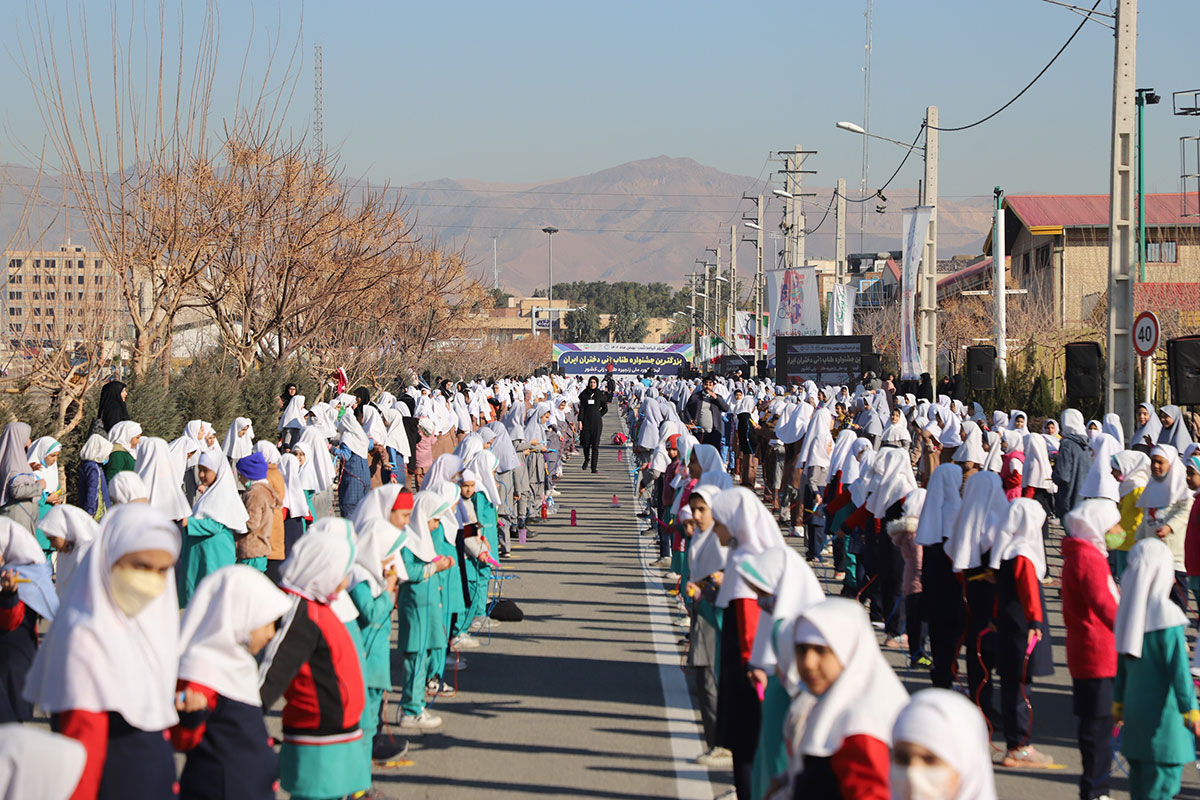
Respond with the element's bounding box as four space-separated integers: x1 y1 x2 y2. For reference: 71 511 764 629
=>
1145 355 1153 403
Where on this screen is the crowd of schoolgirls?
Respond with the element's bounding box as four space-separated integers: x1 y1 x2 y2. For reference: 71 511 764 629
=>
628 374 1200 800
0 373 585 799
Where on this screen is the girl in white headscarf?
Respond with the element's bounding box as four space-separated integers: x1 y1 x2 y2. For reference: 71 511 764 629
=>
682 484 727 766
1112 537 1200 800
1136 444 1193 580
464 451 501 632
0 517 56 722
796 406 834 548
915 463 963 689
786 598 907 798
890 688 997 800
1157 405 1194 452
1061 499 1122 800
709 487 786 796
37 504 99 599
134 437 192 522
736 545 824 800
987 498 1055 767
1079 432 1121 503
104 421 141 481
864 447 919 651
24 504 181 799
1052 408 1091 518
1131 401 1162 453
279 394 307 451
1110 449 1150 575
0 724 87 800
257 518 370 800
221 417 255 464
179 452 248 607
173 564 292 799
392 491 456 731
77 433 113 520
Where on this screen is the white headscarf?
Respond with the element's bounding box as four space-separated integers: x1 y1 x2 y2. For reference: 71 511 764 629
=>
686 484 728 582
80 434 113 465
1063 498 1122 557
797 407 834 471
945 471 1009 571
952 421 985 466
891 689 998 800
404 490 452 563
466 451 501 507
1138 444 1190 510
914 464 963 547
135 437 192 521
221 417 255 461
1080 432 1121 502
27 437 61 495
1102 412 1125 449
1113 537 1189 657
381 408 413 459
691 443 733 491
1022 432 1055 492
0 725 87 800
277 454 309 519
0 518 56 620
254 441 281 466
109 472 149 504
865 448 916 518
106 421 142 451
296 427 334 492
37 505 99 599
1111 450 1151 498
736 545 824 689
349 485 408 592
420 454 463 491
1061 408 1086 439
23 504 182 731
177 564 292 707
278 517 356 603
192 452 249 533
336 411 371 460
279 395 307 431
1131 402 1162 449
711 487 787 607
981 430 1003 473
988 497 1048 580
790 598 908 757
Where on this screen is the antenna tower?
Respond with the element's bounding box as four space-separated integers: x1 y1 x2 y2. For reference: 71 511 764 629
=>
313 44 324 153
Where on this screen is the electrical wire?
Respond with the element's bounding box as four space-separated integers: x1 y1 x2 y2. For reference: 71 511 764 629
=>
803 191 837 235
928 0 1103 132
836 126 926 205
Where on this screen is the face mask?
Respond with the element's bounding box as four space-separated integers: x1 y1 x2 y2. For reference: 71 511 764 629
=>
110 566 167 617
1105 530 1126 549
890 764 957 800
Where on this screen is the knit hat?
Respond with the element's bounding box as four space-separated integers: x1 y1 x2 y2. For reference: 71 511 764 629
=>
235 453 268 482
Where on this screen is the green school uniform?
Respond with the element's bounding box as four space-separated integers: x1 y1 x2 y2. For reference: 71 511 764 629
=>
178 517 237 607
435 531 465 643
395 548 442 716
103 447 136 482
1116 625 1199 769
751 675 790 800
349 580 392 767
470 493 499 622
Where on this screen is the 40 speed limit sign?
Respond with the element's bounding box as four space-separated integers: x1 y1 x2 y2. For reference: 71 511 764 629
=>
1133 311 1160 358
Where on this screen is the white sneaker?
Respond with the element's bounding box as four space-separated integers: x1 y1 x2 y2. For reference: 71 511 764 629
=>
445 654 468 671
665 572 681 582
694 746 734 767
452 634 481 650
650 556 670 568
399 710 443 730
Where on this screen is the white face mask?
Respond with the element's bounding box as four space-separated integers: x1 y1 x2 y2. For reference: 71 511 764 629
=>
890 764 957 800
110 566 167 617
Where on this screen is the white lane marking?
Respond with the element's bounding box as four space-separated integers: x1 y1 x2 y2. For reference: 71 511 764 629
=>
624 441 718 800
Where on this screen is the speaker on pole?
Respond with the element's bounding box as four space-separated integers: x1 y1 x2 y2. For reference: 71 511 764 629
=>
1167 335 1200 406
966 345 997 391
1065 341 1103 399
757 359 770 379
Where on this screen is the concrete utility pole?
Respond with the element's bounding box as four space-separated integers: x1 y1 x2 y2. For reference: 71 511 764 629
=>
792 144 805 266
994 187 1007 379
754 196 765 368
918 106 939 378
491 235 499 290
689 273 699 366
835 178 847 284
714 246 722 342
1107 0 1137 432
729 225 738 342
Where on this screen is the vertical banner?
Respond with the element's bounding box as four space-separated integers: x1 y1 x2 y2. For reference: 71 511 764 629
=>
825 284 857 336
766 267 821 337
900 206 933 379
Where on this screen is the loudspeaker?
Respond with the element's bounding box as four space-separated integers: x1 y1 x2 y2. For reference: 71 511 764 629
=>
1167 336 1200 406
757 359 770 379
1065 341 1103 399
966 345 996 391
860 352 882 376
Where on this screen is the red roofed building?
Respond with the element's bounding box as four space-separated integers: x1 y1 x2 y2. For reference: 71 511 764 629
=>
983 193 1199 327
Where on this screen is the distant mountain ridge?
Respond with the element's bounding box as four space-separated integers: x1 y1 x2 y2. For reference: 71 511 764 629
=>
0 156 994 294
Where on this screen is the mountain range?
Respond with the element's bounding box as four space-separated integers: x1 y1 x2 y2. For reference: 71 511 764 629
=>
0 156 995 295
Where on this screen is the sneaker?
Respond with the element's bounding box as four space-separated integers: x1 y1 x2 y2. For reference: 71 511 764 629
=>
640 526 656 536
451 634 481 650
1000 745 1055 768
664 571 681 582
399 710 443 730
882 634 908 650
444 654 468 671
833 572 846 582
650 556 670 568
425 679 455 698
911 654 933 668
371 735 410 762
694 746 734 767
871 621 885 630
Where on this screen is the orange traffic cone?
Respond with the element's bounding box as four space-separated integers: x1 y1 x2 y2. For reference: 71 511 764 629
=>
611 494 620 507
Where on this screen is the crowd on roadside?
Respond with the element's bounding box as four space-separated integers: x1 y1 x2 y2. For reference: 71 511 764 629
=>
626 370 1200 800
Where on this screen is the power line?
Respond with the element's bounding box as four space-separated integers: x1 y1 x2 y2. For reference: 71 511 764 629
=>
928 0 1103 132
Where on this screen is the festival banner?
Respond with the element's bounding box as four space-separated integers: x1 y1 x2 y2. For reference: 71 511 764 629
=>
900 206 933 379
825 284 857 336
766 267 821 338
552 343 694 376
734 311 771 355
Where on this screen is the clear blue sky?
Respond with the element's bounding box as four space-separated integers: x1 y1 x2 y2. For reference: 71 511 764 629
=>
4 1 1199 197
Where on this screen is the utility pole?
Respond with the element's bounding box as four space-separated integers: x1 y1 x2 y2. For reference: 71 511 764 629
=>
313 45 324 155
791 145 805 265
752 196 765 371
689 273 698 367
491 235 499 290
994 187 1007 379
1107 0 1137 432
835 178 847 284
714 246 722 343
918 106 939 378
729 225 738 345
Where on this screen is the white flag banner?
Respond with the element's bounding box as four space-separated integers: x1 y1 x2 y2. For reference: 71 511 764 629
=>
900 206 933 379
766 267 821 338
825 284 857 336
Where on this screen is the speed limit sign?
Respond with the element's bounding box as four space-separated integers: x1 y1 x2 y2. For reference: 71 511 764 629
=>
1133 311 1160 358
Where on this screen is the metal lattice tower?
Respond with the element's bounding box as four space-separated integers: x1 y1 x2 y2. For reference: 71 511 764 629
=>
313 44 324 153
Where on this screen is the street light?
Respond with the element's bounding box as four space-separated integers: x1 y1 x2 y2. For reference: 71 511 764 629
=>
835 108 938 377
743 221 762 231
541 226 558 342
772 188 793 200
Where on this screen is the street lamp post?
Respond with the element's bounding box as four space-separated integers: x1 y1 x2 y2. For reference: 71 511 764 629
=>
541 226 558 343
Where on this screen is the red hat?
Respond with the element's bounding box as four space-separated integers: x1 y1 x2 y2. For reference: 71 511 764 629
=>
391 491 415 511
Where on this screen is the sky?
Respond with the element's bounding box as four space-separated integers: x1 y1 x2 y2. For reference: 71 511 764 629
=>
2 0 1199 200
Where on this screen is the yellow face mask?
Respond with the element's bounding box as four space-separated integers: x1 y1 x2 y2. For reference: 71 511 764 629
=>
109 566 167 617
